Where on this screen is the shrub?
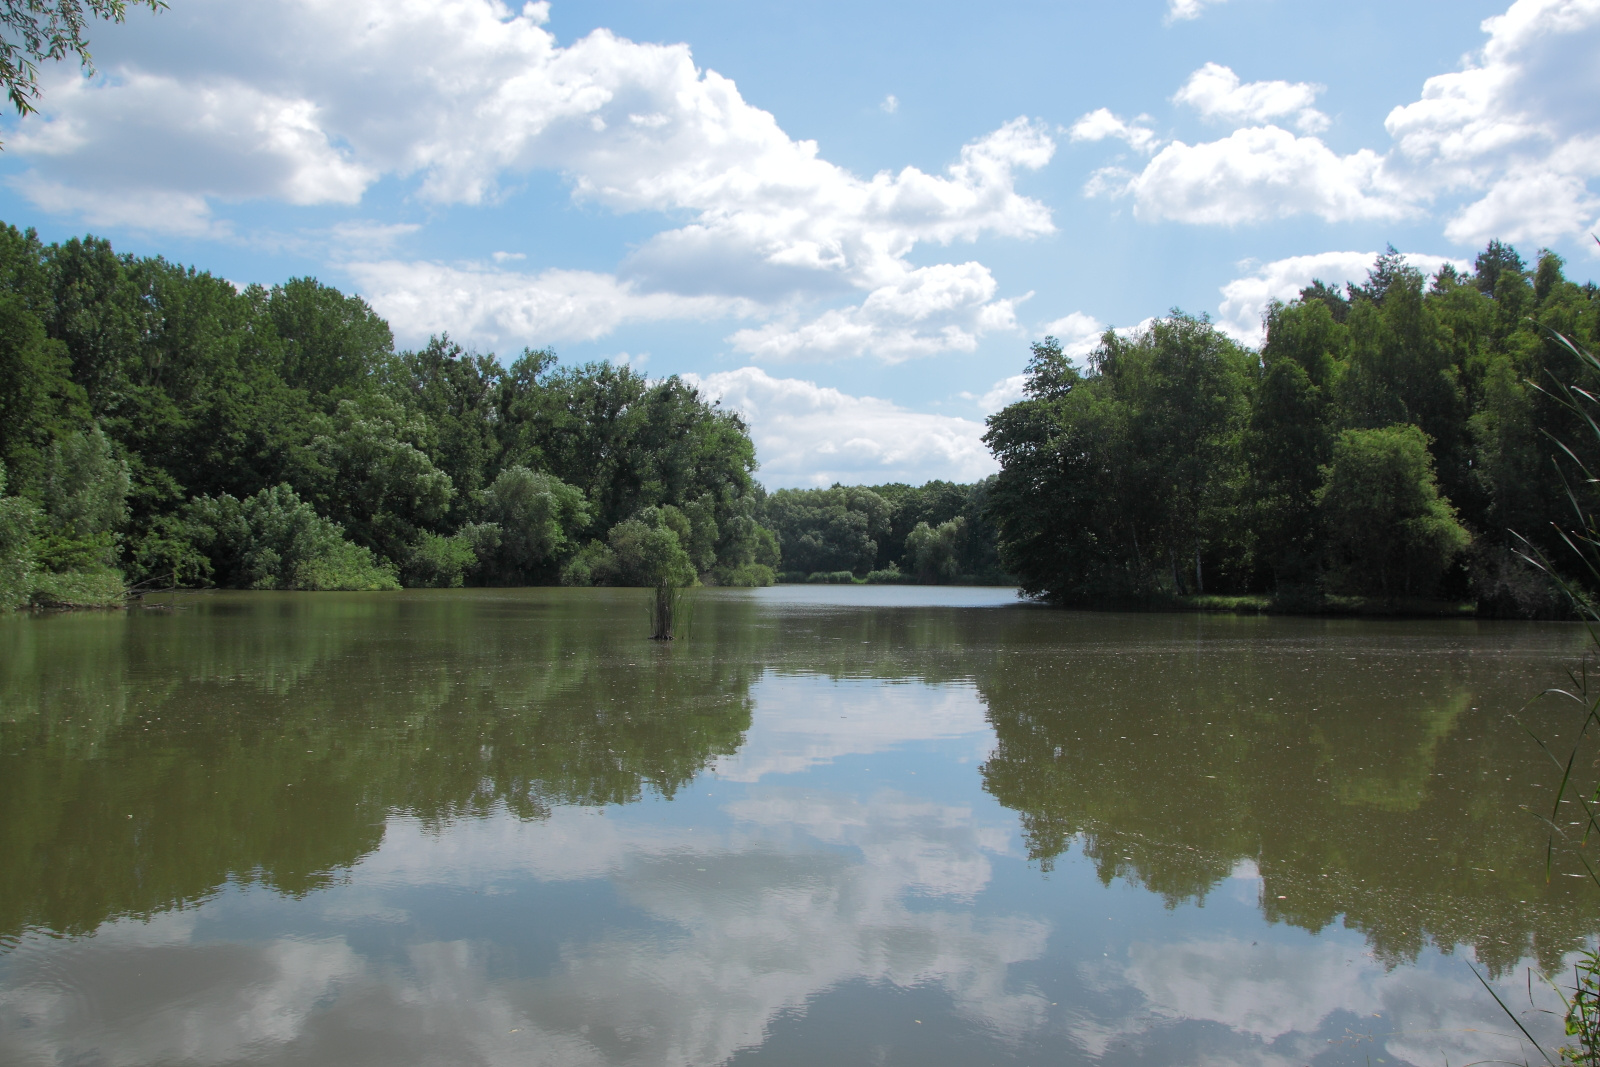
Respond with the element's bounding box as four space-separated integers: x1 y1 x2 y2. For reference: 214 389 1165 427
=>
1316 424 1469 597
608 513 696 588
39 428 129 554
403 531 478 588
805 570 858 584
0 468 39 610
713 562 775 587
560 540 618 586
28 568 126 609
185 484 399 591
474 466 589 583
864 563 909 584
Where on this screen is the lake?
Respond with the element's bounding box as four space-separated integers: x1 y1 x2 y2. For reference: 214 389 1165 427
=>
1 587 1594 1066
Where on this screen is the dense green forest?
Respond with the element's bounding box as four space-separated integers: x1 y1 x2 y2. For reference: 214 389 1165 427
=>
984 243 1600 616
0 224 1001 608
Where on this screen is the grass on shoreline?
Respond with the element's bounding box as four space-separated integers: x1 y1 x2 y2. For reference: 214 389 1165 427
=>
1170 593 1479 618
27 570 128 611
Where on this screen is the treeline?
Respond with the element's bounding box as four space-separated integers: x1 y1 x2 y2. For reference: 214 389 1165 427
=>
763 479 1006 584
985 243 1600 616
0 224 1006 608
0 224 782 607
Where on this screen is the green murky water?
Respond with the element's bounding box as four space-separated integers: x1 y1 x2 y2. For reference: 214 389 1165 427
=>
0 587 1594 1065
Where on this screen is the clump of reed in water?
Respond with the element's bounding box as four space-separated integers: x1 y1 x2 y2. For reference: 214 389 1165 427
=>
650 583 679 641
1498 326 1600 1067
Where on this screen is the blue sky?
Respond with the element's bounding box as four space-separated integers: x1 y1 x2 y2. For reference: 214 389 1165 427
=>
0 0 1595 486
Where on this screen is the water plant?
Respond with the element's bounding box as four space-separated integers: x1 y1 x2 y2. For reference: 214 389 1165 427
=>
1506 326 1600 1066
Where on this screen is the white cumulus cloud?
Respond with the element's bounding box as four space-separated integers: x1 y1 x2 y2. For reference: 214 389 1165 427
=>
1166 0 1228 22
1385 0 1600 245
1081 0 1600 245
2 0 1054 356
1039 310 1108 355
686 366 998 487
1068 108 1159 154
346 259 755 348
727 262 1025 363
1103 126 1407 225
1173 63 1329 133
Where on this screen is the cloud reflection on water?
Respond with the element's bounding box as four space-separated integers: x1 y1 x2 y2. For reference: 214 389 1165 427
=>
0 770 1044 1067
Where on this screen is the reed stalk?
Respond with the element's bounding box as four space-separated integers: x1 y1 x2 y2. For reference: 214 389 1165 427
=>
1511 326 1600 1066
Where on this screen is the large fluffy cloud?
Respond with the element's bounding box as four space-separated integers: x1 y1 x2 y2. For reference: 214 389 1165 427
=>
1384 0 1600 245
345 259 755 347
4 0 1054 358
726 261 1025 363
1077 0 1600 246
1172 63 1329 133
1089 127 1406 225
686 366 997 487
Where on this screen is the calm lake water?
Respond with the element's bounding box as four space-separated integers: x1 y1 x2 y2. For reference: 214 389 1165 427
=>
1 587 1596 1066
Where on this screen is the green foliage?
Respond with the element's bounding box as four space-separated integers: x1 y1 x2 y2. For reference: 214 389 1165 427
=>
805 570 858 584
403 531 478 589
1246 300 1339 586
23 427 130 603
267 277 393 403
473 465 589 583
984 316 1255 600
1316 425 1470 596
713 562 775 587
27 566 126 608
607 508 696 588
183 484 399 591
498 355 761 542
39 426 128 542
299 396 454 561
765 485 889 575
0 290 87 486
389 335 501 515
1563 953 1600 1066
0 227 777 606
905 517 965 582
983 243 1600 613
713 504 782 574
560 539 618 587
0 466 38 608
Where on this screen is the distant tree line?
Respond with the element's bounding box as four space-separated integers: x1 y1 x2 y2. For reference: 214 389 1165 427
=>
0 224 786 607
984 243 1599 615
761 480 1006 584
